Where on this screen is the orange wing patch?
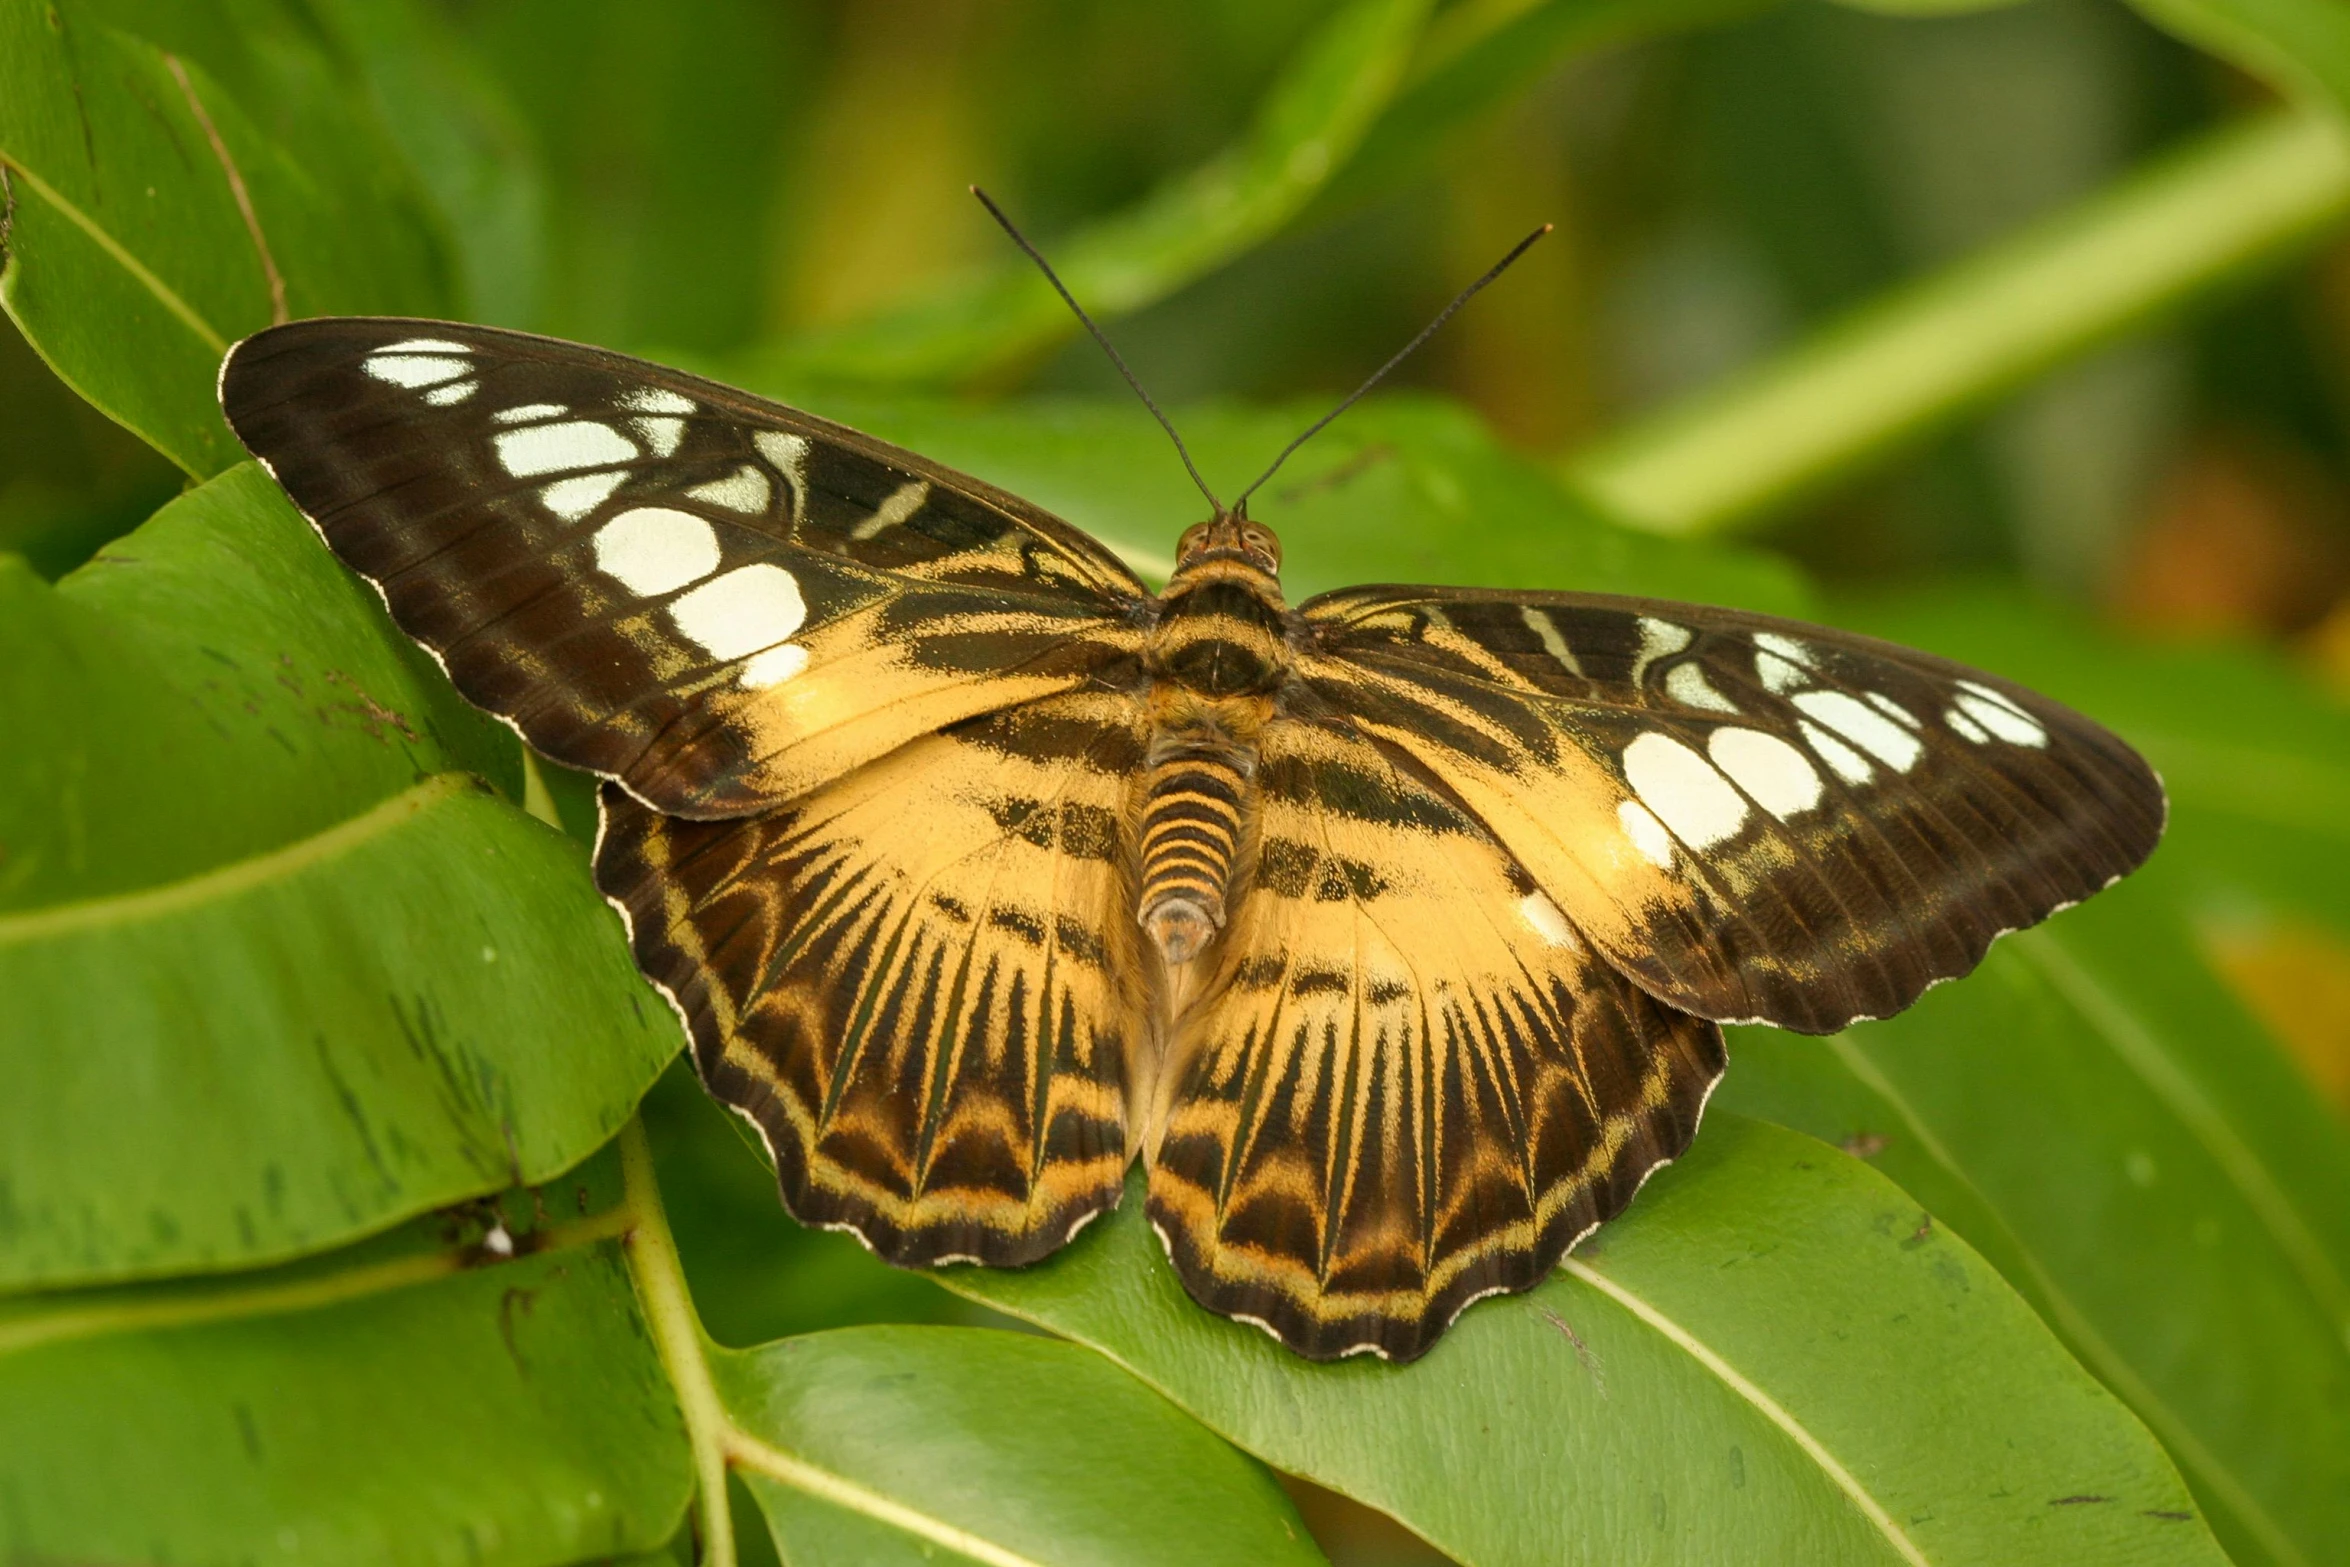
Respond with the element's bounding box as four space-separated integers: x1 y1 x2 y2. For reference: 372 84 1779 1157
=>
598 689 1151 1265
1145 706 1723 1361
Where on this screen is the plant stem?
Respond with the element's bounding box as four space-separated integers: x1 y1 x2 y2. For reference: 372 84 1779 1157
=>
1565 104 2350 538
619 1116 737 1567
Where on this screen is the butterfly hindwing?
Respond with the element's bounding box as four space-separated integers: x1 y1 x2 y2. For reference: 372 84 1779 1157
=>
1300 587 2166 1033
220 319 1150 816
596 691 1151 1264
1146 698 1725 1361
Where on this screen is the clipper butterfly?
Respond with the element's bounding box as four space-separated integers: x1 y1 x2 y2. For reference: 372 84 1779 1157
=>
220 318 2162 1361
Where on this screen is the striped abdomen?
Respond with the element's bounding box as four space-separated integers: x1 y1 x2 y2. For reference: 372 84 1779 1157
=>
1137 742 1251 966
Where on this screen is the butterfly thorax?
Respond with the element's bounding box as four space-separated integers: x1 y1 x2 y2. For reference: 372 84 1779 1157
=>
1136 515 1291 968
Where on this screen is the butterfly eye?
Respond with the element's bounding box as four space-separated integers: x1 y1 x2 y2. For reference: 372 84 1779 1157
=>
1176 522 1212 559
1242 526 1280 567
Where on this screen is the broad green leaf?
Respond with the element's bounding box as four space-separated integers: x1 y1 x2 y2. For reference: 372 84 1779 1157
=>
707 378 1812 612
1716 589 2350 1567
298 0 548 327
0 466 678 1288
946 1116 2226 1567
0 1149 692 1566
775 0 1433 384
65 0 538 319
0 0 454 475
717 1326 1327 1567
1722 883 2350 1567
2125 0 2350 121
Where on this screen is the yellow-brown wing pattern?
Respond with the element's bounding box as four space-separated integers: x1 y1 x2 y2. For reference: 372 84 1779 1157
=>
596 691 1151 1265
1299 588 2166 1034
222 319 1150 819
1146 698 1724 1361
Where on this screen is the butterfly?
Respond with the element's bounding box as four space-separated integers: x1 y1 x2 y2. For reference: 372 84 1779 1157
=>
219 315 2163 1362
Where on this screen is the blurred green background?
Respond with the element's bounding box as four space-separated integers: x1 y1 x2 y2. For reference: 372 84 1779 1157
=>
15 0 2350 649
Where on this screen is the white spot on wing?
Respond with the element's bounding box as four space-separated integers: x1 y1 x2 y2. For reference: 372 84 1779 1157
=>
1517 891 1578 949
632 417 687 457
540 473 625 522
686 465 770 514
1955 682 2047 746
494 402 566 425
1799 719 1873 784
622 388 695 415
1664 661 1740 714
1945 706 1992 744
593 507 721 596
1631 617 1693 685
754 431 812 517
671 563 807 661
1519 605 1583 677
739 643 811 688
1708 728 1823 818
422 380 475 406
1794 691 1923 771
1867 690 1923 729
851 478 931 540
1623 731 1748 848
378 337 472 355
363 353 468 389
1753 631 1815 670
495 420 637 478
1617 800 1675 869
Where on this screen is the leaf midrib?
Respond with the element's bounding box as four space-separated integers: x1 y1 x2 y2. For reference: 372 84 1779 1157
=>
0 152 228 353
1825 1034 2312 1567
1562 1257 1932 1567
0 773 478 945
0 1206 632 1360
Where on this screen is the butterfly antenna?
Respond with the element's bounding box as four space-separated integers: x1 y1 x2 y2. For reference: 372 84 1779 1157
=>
972 186 1223 514
1233 224 1552 515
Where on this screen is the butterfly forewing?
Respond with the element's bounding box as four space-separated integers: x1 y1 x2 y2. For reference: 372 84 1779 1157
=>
1148 697 1725 1361
1300 587 2165 1034
220 319 1151 817
596 691 1151 1264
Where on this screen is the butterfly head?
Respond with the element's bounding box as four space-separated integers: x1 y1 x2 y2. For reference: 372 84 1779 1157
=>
1172 512 1282 583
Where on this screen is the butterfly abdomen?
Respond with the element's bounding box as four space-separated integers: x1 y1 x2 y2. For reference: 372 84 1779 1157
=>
1136 713 1260 967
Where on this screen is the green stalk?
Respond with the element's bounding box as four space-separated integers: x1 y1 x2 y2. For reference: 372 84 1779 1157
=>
619 1116 737 1567
1565 105 2350 539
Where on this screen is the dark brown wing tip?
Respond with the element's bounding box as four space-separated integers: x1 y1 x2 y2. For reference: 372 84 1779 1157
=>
1805 736 2163 1037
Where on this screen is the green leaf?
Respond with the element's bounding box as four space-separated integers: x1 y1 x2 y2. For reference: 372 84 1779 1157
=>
282 0 550 327
0 466 678 1288
0 0 456 475
0 1149 692 1566
944 1116 2227 1567
1715 589 2350 1567
1315 0 1784 214
639 1057 965 1346
706 377 1812 612
2125 0 2350 120
716 1326 1327 1567
775 0 1433 384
